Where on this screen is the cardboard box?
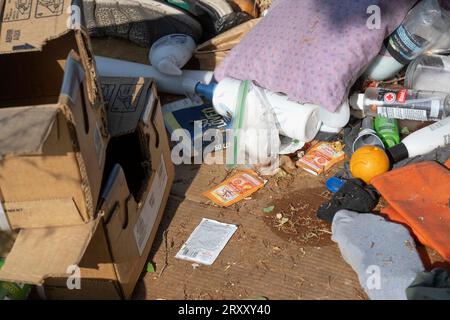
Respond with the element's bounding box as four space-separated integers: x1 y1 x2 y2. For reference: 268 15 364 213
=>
0 0 108 229
0 78 174 299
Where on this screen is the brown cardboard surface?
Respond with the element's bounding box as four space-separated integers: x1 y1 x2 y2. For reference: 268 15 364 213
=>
0 52 108 229
43 222 121 300
101 77 157 138
138 196 365 300
171 156 231 203
132 159 369 300
100 78 174 299
0 219 99 284
37 78 174 299
0 0 79 53
0 106 59 156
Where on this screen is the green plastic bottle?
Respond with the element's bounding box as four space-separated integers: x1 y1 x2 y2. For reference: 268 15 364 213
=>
374 116 400 148
0 258 31 300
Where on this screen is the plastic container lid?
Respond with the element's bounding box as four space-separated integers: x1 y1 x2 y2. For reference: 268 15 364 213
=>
326 177 346 193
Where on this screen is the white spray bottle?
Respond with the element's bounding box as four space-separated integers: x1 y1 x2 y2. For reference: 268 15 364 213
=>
387 116 450 162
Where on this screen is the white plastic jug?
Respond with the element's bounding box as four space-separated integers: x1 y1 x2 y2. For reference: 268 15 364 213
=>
149 34 196 76
213 78 349 142
213 78 321 142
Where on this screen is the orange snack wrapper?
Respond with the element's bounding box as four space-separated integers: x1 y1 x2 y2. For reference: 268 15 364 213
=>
297 141 345 175
203 170 265 207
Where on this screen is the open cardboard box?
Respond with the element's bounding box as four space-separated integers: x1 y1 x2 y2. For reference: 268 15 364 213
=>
0 0 108 230
0 78 174 299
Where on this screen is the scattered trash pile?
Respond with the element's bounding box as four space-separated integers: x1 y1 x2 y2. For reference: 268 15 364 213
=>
1 0 450 300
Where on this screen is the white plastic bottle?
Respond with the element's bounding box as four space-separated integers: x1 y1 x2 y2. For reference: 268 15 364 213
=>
213 78 321 142
387 116 450 162
365 0 450 81
149 34 196 76
95 55 214 95
212 78 350 142
319 100 350 133
364 48 405 81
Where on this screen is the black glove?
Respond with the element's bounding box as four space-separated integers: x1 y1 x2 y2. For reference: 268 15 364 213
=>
317 179 379 223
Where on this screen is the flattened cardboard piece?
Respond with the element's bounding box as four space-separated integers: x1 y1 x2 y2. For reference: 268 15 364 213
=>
0 218 99 284
0 106 58 157
0 52 108 229
100 77 156 137
0 0 82 53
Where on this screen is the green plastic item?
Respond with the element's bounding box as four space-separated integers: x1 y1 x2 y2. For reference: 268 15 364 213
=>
167 0 191 12
147 262 156 273
230 80 251 168
0 258 31 300
374 116 400 148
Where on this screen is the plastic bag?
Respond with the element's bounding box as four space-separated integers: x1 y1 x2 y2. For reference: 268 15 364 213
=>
228 80 281 175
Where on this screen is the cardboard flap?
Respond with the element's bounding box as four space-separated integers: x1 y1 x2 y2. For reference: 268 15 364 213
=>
196 18 260 53
4 198 85 229
0 0 75 53
100 77 155 137
0 219 99 284
0 106 59 157
101 164 134 228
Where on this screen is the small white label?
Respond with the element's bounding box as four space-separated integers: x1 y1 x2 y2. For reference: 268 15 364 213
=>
134 155 168 256
175 219 238 266
94 124 104 167
378 107 428 121
0 202 11 231
430 100 440 119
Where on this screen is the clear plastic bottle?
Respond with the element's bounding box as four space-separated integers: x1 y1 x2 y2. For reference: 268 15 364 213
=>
366 0 450 80
353 87 450 121
388 0 450 64
405 54 450 93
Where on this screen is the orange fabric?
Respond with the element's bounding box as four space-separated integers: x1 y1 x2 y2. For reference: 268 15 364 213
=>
446 158 450 169
372 161 450 262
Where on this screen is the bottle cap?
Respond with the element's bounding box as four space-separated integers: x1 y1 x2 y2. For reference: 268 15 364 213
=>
387 143 409 164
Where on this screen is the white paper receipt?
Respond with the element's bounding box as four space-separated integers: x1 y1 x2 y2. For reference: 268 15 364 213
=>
134 155 168 256
175 219 238 266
